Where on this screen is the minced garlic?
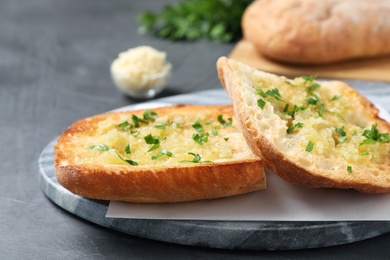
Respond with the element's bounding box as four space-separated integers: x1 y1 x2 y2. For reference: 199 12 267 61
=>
111 46 171 98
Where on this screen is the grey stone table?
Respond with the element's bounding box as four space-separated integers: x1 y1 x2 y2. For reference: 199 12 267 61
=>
2 0 390 258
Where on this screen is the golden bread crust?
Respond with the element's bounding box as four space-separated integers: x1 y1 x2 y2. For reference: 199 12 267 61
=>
55 104 265 203
242 0 390 64
217 57 390 193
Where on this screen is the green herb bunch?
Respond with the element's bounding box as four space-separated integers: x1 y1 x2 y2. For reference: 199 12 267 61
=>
137 0 253 42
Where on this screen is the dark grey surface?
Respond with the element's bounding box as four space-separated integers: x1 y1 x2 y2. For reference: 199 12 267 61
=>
2 0 390 258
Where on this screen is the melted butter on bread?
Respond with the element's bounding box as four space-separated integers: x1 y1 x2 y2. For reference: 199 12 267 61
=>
249 75 388 165
69 106 257 166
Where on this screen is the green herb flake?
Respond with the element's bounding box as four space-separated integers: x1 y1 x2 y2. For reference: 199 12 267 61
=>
335 126 347 143
265 88 284 102
154 124 166 129
192 132 209 145
212 127 218 136
360 123 390 145
217 115 232 127
143 110 158 121
224 137 229 141
305 141 314 152
257 99 266 109
144 134 164 152
302 75 317 82
287 122 303 134
151 149 173 160
308 83 320 92
179 152 212 164
188 152 201 163
89 144 110 151
305 96 318 105
283 104 308 118
115 151 138 166
125 143 131 155
132 114 149 128
347 166 353 173
117 121 132 131
192 119 204 132
285 80 296 87
131 130 140 137
331 95 342 101
257 89 267 98
361 151 370 155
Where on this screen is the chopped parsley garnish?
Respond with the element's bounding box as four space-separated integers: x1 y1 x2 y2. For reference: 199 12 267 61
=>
305 141 314 152
283 104 308 118
212 127 218 136
192 132 209 145
285 80 296 87
331 95 342 101
180 152 212 164
115 151 138 166
301 75 317 82
125 143 131 154
89 144 110 151
132 114 149 128
192 119 204 132
308 83 320 92
151 149 173 160
143 110 158 121
181 152 201 163
265 88 284 102
360 123 390 145
117 121 132 131
257 99 266 109
257 88 267 98
287 122 303 134
217 115 232 127
305 94 326 117
131 130 140 137
305 95 319 105
154 124 166 129
257 88 284 102
361 151 370 155
347 166 352 173
334 126 347 143
224 137 229 141
144 134 165 151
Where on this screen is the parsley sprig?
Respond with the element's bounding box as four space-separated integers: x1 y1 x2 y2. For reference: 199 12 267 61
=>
137 0 253 42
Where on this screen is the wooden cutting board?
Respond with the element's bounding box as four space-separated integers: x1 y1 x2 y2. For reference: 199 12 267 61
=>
229 40 390 82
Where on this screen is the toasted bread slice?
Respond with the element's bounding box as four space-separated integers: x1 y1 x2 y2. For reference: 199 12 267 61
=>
217 57 390 193
54 104 265 203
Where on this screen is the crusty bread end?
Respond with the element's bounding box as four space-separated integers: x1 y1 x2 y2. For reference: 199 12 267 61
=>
217 57 390 193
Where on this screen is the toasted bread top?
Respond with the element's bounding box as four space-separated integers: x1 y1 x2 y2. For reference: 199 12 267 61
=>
217 57 390 193
54 104 265 203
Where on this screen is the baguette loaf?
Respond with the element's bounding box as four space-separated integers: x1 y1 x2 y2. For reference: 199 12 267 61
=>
54 104 265 203
217 57 390 193
242 0 390 64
